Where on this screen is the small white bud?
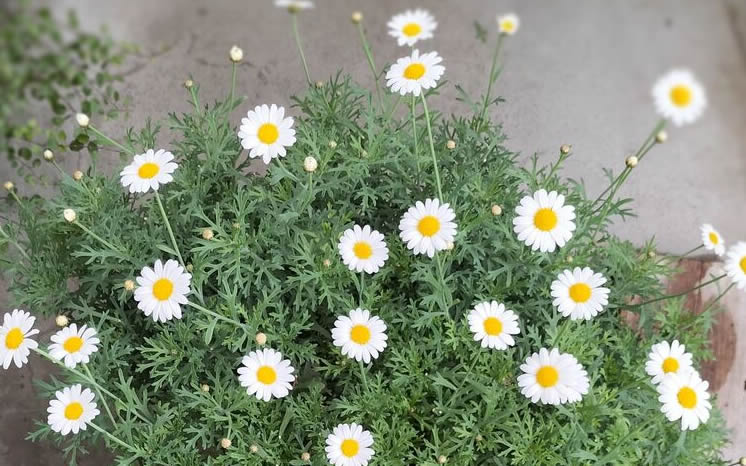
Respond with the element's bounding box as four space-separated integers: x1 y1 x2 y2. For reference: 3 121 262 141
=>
315 80 324 89
201 383 210 392
63 209 77 223
328 140 337 149
73 170 84 181
184 79 194 89
739 457 746 466
446 140 456 150
250 444 259 453
560 144 571 155
301 452 311 461
43 149 54 161
229 45 244 63
655 130 668 143
438 455 448 464
255 332 267 345
124 279 135 291
475 434 483 442
446 242 454 250
491 204 502 216
625 155 638 168
202 228 214 240
303 156 318 173
323 259 331 268
220 438 232 449
351 12 363 24
55 315 69 327
3 181 14 191
75 113 90 128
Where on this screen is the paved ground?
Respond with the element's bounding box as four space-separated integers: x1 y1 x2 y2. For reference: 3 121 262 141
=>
2 0 746 464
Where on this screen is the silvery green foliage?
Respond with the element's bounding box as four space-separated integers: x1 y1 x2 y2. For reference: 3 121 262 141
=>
4 74 728 465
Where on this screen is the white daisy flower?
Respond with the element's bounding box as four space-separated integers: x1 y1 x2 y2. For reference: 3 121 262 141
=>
645 340 694 385
134 259 192 323
652 69 706 126
497 13 520 35
399 198 458 258
550 267 610 320
657 370 711 431
325 423 375 466
700 224 725 256
387 9 437 47
47 384 100 436
238 104 296 164
0 309 39 369
513 189 576 253
338 225 389 274
725 241 746 291
119 149 178 194
274 0 314 10
237 348 295 402
466 301 520 350
331 308 388 363
385 50 445 97
517 347 590 405
49 324 100 369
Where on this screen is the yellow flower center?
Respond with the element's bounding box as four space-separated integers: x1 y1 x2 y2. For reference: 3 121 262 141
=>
4 327 23 350
482 317 503 336
501 20 515 32
669 85 692 107
677 386 697 409
708 232 719 245
533 208 558 232
353 241 373 260
64 402 84 421
403 63 426 80
350 324 371 345
257 123 279 144
341 438 360 458
740 256 746 274
402 22 422 37
569 283 592 303
137 162 160 179
256 365 277 385
152 278 174 301
536 365 559 388
662 357 679 373
63 336 84 353
417 215 440 237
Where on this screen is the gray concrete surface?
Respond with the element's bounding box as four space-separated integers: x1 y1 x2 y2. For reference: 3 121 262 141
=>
2 1 746 464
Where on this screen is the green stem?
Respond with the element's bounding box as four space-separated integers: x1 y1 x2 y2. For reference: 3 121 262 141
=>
356 22 383 109
88 422 140 454
660 244 704 265
412 95 420 178
88 125 134 156
628 273 727 309
420 94 444 201
32 347 151 424
73 221 127 256
478 34 505 131
0 225 30 260
359 360 369 391
678 282 735 334
84 365 117 427
291 13 311 84
154 191 185 267
229 62 237 106
189 85 201 116
187 300 244 328
553 319 570 346
359 272 365 308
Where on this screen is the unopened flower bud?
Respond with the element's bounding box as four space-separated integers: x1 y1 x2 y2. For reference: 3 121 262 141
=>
446 140 456 150
55 315 69 327
304 156 318 173
625 156 638 168
124 279 135 291
739 457 746 466
184 79 194 89
255 332 267 345
229 45 243 63
3 181 14 191
566 255 574 263
186 263 194 272
328 140 337 149
560 144 571 155
43 149 54 161
648 250 656 258
63 209 77 223
73 170 84 181
655 130 668 143
491 204 502 216
351 11 363 23
250 444 259 453
220 438 231 449
202 228 214 240
315 80 324 89
323 259 331 268
475 434 483 442
446 242 454 250
76 113 90 128
438 455 448 464
301 452 311 461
